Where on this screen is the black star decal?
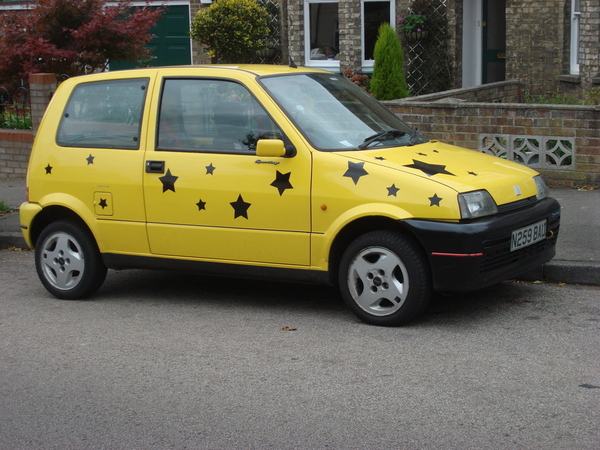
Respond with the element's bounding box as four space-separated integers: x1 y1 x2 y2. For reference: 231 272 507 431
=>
45 164 52 174
196 199 206 211
417 152 427 156
387 184 400 197
86 154 95 165
343 161 369 185
375 156 385 161
206 163 215 175
159 169 178 193
98 198 108 209
271 170 293 196
429 193 442 206
468 171 478 176
404 159 455 177
230 194 251 219
433 150 439 153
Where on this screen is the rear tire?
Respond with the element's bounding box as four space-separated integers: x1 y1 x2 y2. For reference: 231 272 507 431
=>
35 220 107 300
339 230 432 326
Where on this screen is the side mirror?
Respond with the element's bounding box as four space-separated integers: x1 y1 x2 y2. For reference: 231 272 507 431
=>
256 139 287 157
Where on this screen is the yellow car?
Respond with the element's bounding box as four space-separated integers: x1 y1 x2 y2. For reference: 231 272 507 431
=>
20 65 560 325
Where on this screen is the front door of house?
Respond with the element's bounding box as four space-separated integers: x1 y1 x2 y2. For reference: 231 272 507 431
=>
482 0 506 83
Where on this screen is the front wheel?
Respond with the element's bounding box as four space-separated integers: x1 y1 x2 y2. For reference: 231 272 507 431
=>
339 230 432 326
35 220 107 300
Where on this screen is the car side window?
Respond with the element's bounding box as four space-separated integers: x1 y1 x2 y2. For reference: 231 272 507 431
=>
157 79 283 154
57 78 149 150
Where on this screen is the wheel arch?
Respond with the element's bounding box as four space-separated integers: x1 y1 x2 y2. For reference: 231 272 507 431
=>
29 205 94 249
327 215 428 284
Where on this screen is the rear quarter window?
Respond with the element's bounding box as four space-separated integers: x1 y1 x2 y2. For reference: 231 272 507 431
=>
56 78 149 150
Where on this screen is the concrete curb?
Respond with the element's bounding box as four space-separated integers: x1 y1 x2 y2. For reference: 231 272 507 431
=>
0 231 26 250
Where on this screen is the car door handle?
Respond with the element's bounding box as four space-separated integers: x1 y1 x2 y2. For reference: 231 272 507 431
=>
146 160 165 173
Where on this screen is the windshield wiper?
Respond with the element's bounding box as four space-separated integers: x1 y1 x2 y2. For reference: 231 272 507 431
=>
359 130 406 150
408 127 426 146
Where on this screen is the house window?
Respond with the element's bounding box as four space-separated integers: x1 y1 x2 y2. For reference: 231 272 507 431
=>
305 0 339 69
362 0 393 68
570 0 580 75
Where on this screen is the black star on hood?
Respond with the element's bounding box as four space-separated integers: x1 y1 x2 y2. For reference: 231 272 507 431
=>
417 152 427 156
196 199 206 211
206 163 215 175
343 161 369 185
429 193 442 206
271 170 293 196
159 169 178 193
86 154 95 165
387 184 400 197
404 159 455 177
468 171 478 176
230 194 251 219
45 164 53 174
98 198 108 209
374 156 385 161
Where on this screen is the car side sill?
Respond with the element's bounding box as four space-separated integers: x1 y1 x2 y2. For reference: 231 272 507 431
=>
102 253 331 285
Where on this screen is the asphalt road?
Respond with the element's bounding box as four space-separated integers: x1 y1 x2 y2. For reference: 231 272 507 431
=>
1 249 599 449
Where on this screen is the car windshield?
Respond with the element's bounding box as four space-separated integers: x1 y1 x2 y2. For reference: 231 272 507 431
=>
260 73 426 151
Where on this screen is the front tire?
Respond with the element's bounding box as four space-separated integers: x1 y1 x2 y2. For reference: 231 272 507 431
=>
339 230 432 326
35 220 107 300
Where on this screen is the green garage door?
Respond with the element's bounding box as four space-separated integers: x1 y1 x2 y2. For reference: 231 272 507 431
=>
110 5 191 71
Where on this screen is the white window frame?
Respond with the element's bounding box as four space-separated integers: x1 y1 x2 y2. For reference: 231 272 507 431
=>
570 0 580 75
361 0 395 71
304 0 340 71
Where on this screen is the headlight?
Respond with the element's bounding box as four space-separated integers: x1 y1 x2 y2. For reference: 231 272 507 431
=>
534 175 549 200
458 190 498 219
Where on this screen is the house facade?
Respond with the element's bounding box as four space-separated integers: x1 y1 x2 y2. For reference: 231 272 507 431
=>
1 0 598 98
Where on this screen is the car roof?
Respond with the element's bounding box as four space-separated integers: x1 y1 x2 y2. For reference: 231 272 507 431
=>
104 64 327 77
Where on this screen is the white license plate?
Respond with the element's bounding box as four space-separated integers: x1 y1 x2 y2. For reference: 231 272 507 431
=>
510 220 547 252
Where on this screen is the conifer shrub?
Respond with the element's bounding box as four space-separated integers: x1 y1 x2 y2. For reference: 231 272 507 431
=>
370 23 408 100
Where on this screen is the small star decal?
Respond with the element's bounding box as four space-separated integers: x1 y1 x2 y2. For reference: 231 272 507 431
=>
417 152 428 156
343 161 369 185
387 184 400 197
468 171 478 176
45 164 53 174
98 198 108 209
159 169 178 193
429 193 443 206
271 170 293 196
230 194 251 219
374 156 386 161
433 150 439 153
196 199 206 211
404 159 455 177
86 154 95 165
206 163 215 175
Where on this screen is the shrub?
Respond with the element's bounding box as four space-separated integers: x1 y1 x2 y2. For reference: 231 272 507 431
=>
190 0 270 63
370 23 408 100
0 0 163 82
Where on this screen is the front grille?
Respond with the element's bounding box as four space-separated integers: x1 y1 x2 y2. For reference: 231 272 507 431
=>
479 225 559 273
497 196 538 214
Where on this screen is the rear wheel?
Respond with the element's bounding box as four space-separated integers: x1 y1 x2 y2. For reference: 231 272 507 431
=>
339 230 432 326
35 220 107 299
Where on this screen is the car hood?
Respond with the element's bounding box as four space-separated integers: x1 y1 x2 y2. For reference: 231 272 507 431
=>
337 140 541 206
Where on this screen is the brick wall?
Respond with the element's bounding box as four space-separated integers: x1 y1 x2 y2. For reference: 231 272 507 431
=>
0 73 55 180
0 130 33 179
506 0 600 99
385 87 600 186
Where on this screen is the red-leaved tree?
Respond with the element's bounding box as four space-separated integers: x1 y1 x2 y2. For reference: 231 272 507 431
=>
0 0 164 86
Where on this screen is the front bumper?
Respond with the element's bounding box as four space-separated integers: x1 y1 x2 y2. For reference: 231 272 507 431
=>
404 197 560 292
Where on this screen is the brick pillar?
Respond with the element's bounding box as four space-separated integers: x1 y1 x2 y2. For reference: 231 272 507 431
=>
338 0 362 74
29 73 57 133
